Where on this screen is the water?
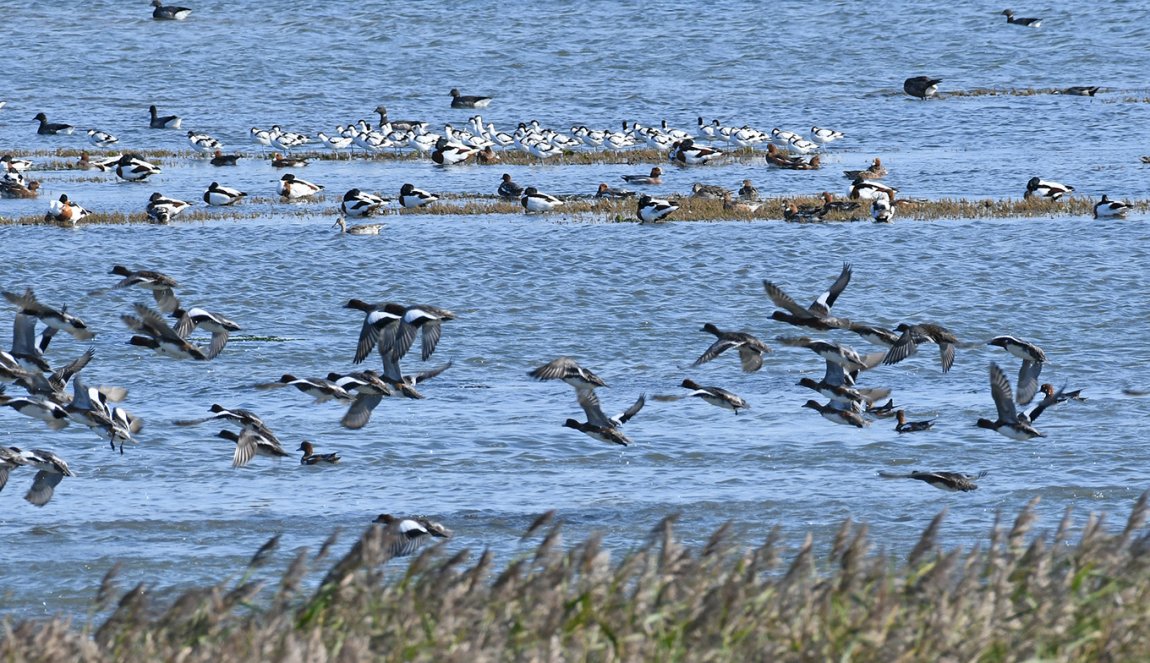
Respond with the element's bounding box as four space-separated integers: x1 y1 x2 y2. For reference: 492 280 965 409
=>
2 0 1150 619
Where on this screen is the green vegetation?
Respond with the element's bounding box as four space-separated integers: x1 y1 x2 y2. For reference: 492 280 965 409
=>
5 496 1150 661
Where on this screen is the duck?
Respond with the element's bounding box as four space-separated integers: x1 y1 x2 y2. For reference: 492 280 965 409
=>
399 183 438 208
431 136 478 165
977 362 1045 440
1024 177 1073 200
723 192 761 214
333 216 383 237
0 446 24 492
476 146 500 164
87 128 118 147
218 428 289 468
76 151 120 171
14 448 73 506
151 0 191 20
1094 194 1133 219
1 288 95 341
45 194 90 226
762 262 853 330
115 154 162 182
903 76 942 99
279 173 323 198
872 193 894 223
497 173 524 199
677 378 749 414
148 105 182 129
344 299 407 364
203 181 247 206
819 191 861 214
0 180 40 199
878 470 987 492
810 126 844 144
372 514 452 559
340 188 388 217
883 323 958 373
209 149 240 166
894 410 935 433
123 303 207 360
391 304 456 362
450 88 492 109
0 395 71 430
737 179 759 201
637 195 678 223
691 183 730 199
796 376 867 411
843 158 887 180
1 154 33 172
271 152 308 168
298 440 340 465
669 138 722 165
1060 86 1100 96
594 182 635 199
563 389 645 446
165 307 237 360
621 167 663 185
804 340 883 373
691 323 771 373
146 192 191 223
254 374 352 404
987 335 1046 404
1001 9 1041 27
173 404 278 439
801 400 868 428
33 112 74 135
330 371 396 429
1040 382 1085 402
783 202 825 223
846 323 900 348
528 357 608 391
521 187 563 213
849 177 897 201
108 265 179 313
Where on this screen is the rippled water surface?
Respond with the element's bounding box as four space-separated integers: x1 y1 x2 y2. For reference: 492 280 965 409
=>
2 0 1150 619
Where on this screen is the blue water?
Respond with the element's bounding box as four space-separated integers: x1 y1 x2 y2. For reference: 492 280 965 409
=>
2 0 1150 619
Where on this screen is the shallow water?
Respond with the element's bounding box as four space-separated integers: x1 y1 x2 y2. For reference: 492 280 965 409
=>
2 0 1150 619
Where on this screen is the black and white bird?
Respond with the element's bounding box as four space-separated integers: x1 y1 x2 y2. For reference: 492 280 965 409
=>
13 448 73 506
146 192 191 223
399 183 438 208
219 427 289 468
115 154 162 182
903 76 942 99
203 181 247 206
666 378 749 414
340 188 388 217
871 193 894 223
987 335 1046 404
1093 195 1133 219
33 112 74 135
528 357 608 391
108 264 179 313
279 173 323 198
151 0 191 19
521 187 563 213
563 389 645 446
87 128 118 147
450 88 492 109
976 362 1045 440
763 263 854 331
636 194 678 223
1001 9 1041 27
172 306 240 359
122 303 207 360
2 288 95 340
372 514 452 558
1024 177 1073 200
148 105 182 128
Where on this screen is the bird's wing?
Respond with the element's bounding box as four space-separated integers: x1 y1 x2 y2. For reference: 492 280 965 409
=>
809 263 852 317
1015 360 1042 405
763 281 816 318
989 363 1019 423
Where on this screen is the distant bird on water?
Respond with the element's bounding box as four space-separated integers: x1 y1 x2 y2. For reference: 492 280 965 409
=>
878 470 987 492
1001 9 1041 27
152 0 191 20
450 88 492 109
903 76 942 99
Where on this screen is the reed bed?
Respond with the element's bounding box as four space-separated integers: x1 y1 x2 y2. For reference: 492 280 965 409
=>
5 496 1150 662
